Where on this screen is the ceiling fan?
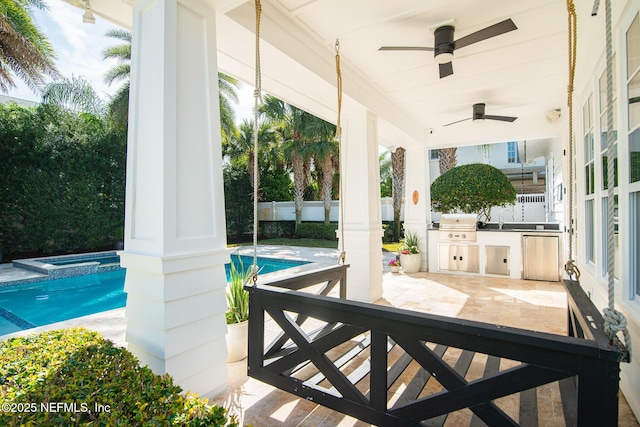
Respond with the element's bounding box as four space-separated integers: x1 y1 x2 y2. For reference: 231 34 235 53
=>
444 103 518 126
379 18 517 78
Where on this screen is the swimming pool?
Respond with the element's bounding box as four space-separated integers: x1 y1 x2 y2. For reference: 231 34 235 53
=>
0 255 308 336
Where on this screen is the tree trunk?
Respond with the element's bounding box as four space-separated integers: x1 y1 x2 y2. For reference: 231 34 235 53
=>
320 155 334 224
391 147 405 241
292 154 305 228
438 147 458 174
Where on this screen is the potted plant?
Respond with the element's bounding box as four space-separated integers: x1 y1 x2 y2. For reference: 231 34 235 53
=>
399 231 422 273
388 258 401 273
225 255 250 362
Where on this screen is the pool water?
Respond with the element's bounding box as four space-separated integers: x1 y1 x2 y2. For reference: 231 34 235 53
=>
0 255 308 336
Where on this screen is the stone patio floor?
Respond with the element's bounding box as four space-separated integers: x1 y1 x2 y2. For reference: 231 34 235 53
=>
1 246 637 426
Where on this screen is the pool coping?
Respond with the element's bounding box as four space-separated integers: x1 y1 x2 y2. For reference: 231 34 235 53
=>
10 250 121 281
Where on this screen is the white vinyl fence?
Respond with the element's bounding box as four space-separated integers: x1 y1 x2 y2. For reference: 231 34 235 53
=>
259 194 547 223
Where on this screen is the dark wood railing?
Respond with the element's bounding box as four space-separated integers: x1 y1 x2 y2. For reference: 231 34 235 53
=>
246 266 629 426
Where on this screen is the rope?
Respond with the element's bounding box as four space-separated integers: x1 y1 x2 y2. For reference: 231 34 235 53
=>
249 0 263 285
335 39 346 265
564 0 578 281
602 0 631 354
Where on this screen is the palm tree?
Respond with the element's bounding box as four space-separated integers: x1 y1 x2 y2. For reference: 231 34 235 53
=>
218 73 240 145
102 28 239 136
391 147 405 240
0 0 59 93
306 117 337 224
438 147 458 174
226 119 277 199
261 95 320 228
102 28 130 127
41 75 105 115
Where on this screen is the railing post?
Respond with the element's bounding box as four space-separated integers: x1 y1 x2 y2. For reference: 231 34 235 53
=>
339 268 347 300
247 285 265 374
370 331 387 412
577 359 621 426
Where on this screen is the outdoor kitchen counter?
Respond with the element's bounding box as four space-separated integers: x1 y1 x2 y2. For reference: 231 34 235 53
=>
428 226 562 280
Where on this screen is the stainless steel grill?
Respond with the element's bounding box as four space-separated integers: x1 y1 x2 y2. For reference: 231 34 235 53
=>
439 214 478 242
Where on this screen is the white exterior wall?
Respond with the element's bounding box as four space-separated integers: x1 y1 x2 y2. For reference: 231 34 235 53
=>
572 0 640 420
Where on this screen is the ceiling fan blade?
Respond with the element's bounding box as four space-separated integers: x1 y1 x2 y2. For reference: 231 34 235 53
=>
378 46 434 51
485 115 518 122
443 117 471 127
439 62 454 78
453 18 517 50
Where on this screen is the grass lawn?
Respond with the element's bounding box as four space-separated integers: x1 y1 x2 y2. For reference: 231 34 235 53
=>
229 238 401 252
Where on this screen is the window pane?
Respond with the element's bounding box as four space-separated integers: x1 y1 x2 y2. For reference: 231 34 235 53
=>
583 96 593 134
585 163 595 195
632 192 640 296
632 128 640 183
627 14 640 78
585 200 595 263
599 58 617 114
600 104 618 149
602 143 619 189
584 132 594 162
629 72 640 130
601 196 620 279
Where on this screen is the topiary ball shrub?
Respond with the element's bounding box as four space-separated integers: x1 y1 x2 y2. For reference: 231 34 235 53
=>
430 163 516 221
0 328 238 426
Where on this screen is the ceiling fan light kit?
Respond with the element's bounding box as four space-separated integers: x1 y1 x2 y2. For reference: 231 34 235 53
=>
379 18 517 79
433 25 455 64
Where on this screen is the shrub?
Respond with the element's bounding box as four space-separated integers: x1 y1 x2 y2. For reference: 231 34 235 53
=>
0 328 238 426
430 163 516 221
259 221 295 239
295 223 338 240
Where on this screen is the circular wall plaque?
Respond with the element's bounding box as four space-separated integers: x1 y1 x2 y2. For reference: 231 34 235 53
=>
412 191 419 205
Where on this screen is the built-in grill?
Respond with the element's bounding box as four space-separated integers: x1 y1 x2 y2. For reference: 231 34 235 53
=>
439 214 478 242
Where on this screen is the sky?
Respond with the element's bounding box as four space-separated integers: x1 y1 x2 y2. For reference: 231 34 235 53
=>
7 1 120 103
7 0 255 123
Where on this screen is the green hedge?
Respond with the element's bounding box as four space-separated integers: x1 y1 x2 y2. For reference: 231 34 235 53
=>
0 104 126 261
295 223 338 240
0 328 237 426
259 221 295 239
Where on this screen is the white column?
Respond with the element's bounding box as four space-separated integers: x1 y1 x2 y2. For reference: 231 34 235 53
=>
120 0 229 398
339 110 384 302
403 145 430 271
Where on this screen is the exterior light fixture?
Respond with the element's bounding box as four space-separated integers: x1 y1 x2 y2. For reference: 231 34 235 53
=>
82 1 95 24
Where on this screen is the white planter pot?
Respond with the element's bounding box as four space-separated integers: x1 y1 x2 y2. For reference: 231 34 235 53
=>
225 320 248 362
400 253 422 274
390 265 400 273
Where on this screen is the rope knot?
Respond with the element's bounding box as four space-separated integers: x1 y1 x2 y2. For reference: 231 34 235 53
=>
603 307 628 335
564 259 581 280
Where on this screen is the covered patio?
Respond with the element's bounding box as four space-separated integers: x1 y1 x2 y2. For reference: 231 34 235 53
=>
212 266 638 426
67 0 639 424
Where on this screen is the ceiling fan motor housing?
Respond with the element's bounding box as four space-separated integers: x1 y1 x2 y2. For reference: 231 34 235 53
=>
472 103 486 120
434 25 455 60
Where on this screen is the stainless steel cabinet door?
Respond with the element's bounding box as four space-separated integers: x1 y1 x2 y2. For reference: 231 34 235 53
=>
456 245 479 273
486 246 510 275
523 235 559 281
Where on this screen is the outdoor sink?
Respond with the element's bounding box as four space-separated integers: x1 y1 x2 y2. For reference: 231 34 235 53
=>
480 222 560 231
